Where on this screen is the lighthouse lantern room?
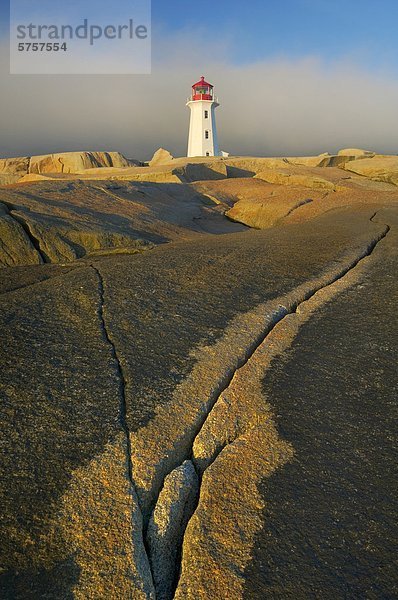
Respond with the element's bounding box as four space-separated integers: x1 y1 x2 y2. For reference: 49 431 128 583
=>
186 76 221 158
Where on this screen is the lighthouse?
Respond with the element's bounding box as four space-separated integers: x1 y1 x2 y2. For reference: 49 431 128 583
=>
186 76 221 158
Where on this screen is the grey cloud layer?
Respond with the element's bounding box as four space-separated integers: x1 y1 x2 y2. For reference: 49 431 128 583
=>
1 35 397 159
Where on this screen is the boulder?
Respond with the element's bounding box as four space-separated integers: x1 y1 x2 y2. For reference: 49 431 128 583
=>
338 148 375 158
317 155 357 168
149 148 174 167
287 153 331 167
0 156 30 176
29 151 132 174
342 156 398 186
175 161 227 182
226 186 323 229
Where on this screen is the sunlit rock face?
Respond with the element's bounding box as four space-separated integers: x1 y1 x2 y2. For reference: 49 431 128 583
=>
1 151 397 598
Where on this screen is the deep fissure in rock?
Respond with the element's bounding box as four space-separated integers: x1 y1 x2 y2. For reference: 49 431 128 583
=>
282 197 313 219
0 200 47 263
91 265 133 481
90 264 156 593
145 214 390 599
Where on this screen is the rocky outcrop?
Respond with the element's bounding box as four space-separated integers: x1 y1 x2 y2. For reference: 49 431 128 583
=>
2 151 396 189
175 161 227 182
0 178 248 266
193 160 397 230
0 156 30 175
286 153 331 167
29 151 132 174
254 168 337 190
175 211 395 599
0 157 31 185
1 199 396 598
149 148 174 167
224 157 290 177
0 202 42 267
317 154 357 167
337 147 375 158
0 152 138 183
342 155 398 186
226 188 319 229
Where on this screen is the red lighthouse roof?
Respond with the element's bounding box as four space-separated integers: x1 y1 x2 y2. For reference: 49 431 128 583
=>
192 75 213 88
191 76 214 101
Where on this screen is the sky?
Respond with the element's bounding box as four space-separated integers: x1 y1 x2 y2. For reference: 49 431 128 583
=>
1 0 398 159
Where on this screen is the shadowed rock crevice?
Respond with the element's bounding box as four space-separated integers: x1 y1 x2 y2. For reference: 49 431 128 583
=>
146 461 199 599
0 199 48 263
0 201 43 266
174 214 392 598
1 152 396 597
0 265 159 597
281 197 313 220
91 264 133 480
11 214 49 262
143 213 390 598
90 264 155 596
242 213 397 598
191 212 391 478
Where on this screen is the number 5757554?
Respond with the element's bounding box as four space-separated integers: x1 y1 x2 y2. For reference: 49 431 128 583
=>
18 43 68 51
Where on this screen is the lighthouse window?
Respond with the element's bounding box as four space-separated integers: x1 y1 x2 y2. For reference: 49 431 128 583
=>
205 130 209 139
204 110 209 119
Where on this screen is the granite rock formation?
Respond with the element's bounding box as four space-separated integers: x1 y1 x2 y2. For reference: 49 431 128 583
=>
149 148 175 167
0 151 136 182
0 152 397 599
342 155 398 186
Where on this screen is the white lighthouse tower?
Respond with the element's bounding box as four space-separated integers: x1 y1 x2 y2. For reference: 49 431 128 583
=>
186 76 221 158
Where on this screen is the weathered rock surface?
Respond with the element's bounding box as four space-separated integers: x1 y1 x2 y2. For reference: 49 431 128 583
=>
0 150 393 187
0 202 42 266
342 155 398 186
337 147 375 158
0 156 30 175
0 155 397 599
149 148 174 167
93 208 388 523
316 154 355 167
223 154 338 174
175 210 396 599
29 151 132 174
0 152 137 183
176 161 227 182
254 168 337 190
226 185 320 229
0 174 26 185
0 179 245 266
0 267 154 598
195 165 397 230
243 208 398 599
147 461 199 600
